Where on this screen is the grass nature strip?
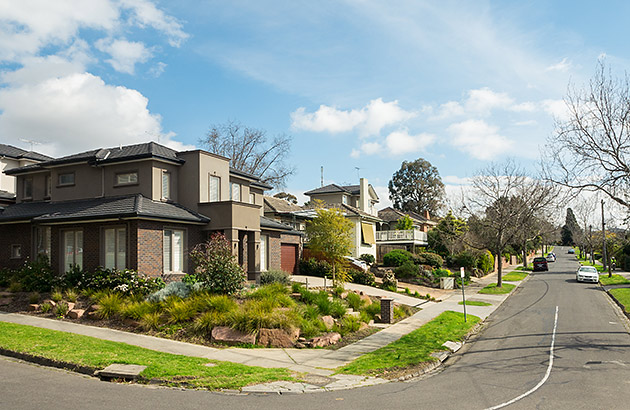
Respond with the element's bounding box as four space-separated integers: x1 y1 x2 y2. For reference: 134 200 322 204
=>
458 300 492 306
609 288 630 313
479 283 516 295
0 322 295 390
502 271 528 282
337 311 480 376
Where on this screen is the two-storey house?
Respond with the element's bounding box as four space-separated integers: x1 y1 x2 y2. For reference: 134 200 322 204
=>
0 142 300 280
304 178 381 259
375 207 437 262
0 144 52 206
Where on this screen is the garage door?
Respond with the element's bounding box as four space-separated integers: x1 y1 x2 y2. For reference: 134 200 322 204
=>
281 244 298 274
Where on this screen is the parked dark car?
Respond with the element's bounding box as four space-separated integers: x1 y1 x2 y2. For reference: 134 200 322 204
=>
533 257 548 272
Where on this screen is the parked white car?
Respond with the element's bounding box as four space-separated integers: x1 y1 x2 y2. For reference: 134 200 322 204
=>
344 256 368 272
546 253 556 262
576 265 599 283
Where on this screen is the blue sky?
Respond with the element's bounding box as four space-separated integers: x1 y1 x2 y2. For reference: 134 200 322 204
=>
2 1 630 208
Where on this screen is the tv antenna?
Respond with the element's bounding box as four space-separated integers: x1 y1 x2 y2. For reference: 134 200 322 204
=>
355 167 360 180
19 138 42 151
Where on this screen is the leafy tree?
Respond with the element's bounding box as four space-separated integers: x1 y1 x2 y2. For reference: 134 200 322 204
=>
305 207 353 285
561 208 581 246
546 61 630 208
428 211 467 258
273 192 298 204
200 120 295 188
189 233 245 295
396 214 414 230
388 158 445 215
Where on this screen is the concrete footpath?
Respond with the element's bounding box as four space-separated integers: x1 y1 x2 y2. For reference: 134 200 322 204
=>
0 267 526 393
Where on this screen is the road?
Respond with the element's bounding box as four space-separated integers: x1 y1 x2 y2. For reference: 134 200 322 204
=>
2 246 630 409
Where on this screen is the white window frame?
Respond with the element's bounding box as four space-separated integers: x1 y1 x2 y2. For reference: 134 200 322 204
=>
260 235 268 272
209 174 220 202
249 192 255 204
230 182 241 201
116 172 138 186
103 227 127 270
342 195 348 204
163 229 185 273
35 226 51 259
58 173 75 186
62 229 83 273
161 171 171 200
10 244 21 259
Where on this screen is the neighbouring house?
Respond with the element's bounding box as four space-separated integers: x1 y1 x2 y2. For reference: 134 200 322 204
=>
304 178 381 259
263 195 311 232
0 144 52 206
375 207 437 262
0 142 301 281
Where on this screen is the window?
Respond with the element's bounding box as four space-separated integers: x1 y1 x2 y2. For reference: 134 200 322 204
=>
116 172 138 186
58 173 75 186
249 193 255 204
10 244 21 259
209 175 220 202
104 227 126 270
161 171 170 200
163 229 184 273
23 178 33 198
260 235 268 271
230 182 241 201
35 226 51 258
45 174 51 198
63 230 83 273
361 222 375 245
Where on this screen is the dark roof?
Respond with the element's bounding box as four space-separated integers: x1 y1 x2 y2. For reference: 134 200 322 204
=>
5 142 183 175
0 194 209 224
378 206 436 225
263 195 303 213
229 167 273 190
0 144 53 161
302 202 382 222
260 216 302 235
0 190 15 200
304 184 357 196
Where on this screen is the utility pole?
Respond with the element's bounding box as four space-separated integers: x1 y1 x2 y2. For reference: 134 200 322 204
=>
589 225 594 264
601 199 611 277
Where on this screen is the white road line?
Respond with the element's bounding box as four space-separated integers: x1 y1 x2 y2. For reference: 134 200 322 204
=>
486 306 559 410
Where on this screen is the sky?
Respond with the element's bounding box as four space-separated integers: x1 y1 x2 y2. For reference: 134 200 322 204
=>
2 0 630 212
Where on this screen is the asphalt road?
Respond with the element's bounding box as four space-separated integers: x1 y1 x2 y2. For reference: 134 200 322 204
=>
3 246 630 409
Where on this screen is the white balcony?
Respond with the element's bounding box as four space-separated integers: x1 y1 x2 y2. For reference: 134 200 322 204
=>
375 229 428 245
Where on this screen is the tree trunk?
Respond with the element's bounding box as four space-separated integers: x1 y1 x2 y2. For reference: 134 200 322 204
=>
522 238 528 268
497 255 503 288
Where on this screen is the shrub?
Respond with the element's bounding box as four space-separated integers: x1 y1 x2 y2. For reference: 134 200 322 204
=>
51 289 63 302
189 233 245 295
64 288 79 303
206 295 238 314
166 299 198 324
330 300 348 318
346 292 363 311
297 287 318 305
40 302 52 314
381 270 398 291
139 311 162 331
350 269 376 286
121 301 156 320
193 311 227 335
477 250 494 274
337 315 362 335
228 300 301 333
453 250 477 270
395 260 419 279
0 268 15 288
359 254 375 265
415 252 444 269
8 281 22 293
298 258 332 278
299 318 326 339
383 249 413 267
96 293 124 319
362 301 381 319
249 284 295 308
147 281 190 303
260 270 292 286
64 267 165 296
18 256 58 292
54 302 69 317
432 267 453 278
28 292 40 304
394 305 413 319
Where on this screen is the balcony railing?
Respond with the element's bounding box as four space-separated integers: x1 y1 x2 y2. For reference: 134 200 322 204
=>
376 229 428 244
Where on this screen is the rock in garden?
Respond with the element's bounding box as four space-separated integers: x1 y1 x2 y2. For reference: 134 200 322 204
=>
68 309 85 319
211 326 256 345
43 299 56 308
86 304 99 313
310 332 341 347
66 302 75 311
86 311 100 320
321 315 335 330
295 342 306 349
290 292 302 300
359 322 369 331
28 304 39 311
258 327 300 348
360 294 372 304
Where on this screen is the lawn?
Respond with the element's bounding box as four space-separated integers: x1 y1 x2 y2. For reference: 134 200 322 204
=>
458 300 492 306
337 311 480 376
0 322 295 390
502 272 528 282
515 265 533 272
478 283 516 295
579 261 606 272
600 275 630 286
609 288 630 313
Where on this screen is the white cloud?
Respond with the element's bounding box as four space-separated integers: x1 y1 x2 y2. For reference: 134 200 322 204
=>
465 88 514 115
120 0 188 47
442 175 472 185
447 119 514 160
0 71 191 156
359 141 383 155
385 130 435 155
546 58 571 72
290 98 415 137
372 185 392 209
96 38 152 74
541 99 569 120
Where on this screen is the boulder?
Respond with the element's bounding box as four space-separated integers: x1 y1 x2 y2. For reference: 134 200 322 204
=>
360 294 372 305
68 309 85 319
310 332 342 347
86 311 100 320
258 327 300 348
28 304 39 312
359 322 369 331
66 302 76 311
321 315 335 330
211 326 256 346
43 299 56 308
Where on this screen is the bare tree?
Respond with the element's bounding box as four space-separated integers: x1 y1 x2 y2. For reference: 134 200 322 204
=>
546 61 630 208
465 161 561 287
573 196 599 260
200 121 295 188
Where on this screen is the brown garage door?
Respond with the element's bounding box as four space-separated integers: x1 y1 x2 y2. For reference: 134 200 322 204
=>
281 244 298 274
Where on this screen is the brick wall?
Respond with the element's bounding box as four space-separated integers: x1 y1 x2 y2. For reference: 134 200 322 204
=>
267 231 282 270
0 223 32 270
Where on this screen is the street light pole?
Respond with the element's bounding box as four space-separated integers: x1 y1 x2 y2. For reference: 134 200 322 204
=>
589 225 594 264
601 199 611 277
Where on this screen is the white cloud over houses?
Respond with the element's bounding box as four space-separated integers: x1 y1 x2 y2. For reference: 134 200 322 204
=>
291 98 416 137
0 0 190 156
447 119 514 160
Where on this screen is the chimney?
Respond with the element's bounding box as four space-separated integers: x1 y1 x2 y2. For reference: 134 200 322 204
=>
359 178 369 212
